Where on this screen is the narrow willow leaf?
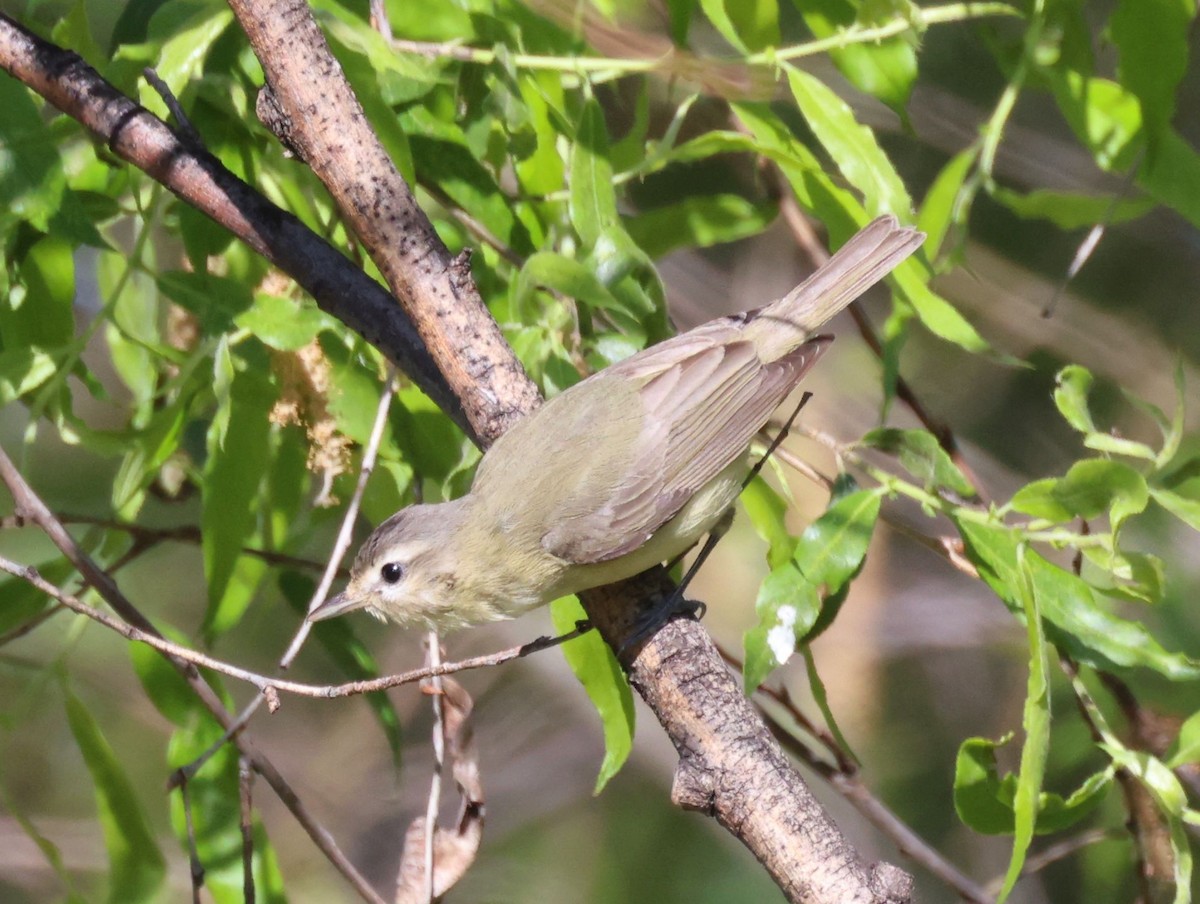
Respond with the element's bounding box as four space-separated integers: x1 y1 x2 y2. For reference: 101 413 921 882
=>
1109 0 1194 146
624 195 777 259
1167 709 1200 768
954 734 1111 835
570 99 618 248
552 596 634 792
918 150 974 259
997 546 1050 902
787 68 912 217
1050 458 1149 529
861 428 975 497
202 368 273 637
744 569 821 692
64 688 165 904
955 519 1200 680
796 0 917 114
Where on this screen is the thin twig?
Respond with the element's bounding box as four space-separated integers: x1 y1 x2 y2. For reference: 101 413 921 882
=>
240 757 257 904
0 555 588 697
424 632 445 903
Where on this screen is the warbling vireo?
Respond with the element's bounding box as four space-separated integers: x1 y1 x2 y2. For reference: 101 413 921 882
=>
310 216 924 631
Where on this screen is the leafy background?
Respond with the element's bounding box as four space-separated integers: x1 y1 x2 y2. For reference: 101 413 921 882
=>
2 0 1200 902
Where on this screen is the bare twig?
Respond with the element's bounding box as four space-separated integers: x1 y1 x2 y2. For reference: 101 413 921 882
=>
0 555 589 698
240 758 257 904
423 632 446 903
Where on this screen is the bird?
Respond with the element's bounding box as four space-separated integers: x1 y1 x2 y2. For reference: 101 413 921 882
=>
309 216 924 632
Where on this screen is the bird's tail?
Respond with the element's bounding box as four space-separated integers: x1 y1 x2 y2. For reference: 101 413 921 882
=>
744 215 925 362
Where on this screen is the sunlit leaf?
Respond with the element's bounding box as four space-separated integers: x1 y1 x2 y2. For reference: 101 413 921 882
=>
552 596 634 792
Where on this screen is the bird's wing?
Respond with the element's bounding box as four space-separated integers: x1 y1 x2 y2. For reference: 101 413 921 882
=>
542 323 828 564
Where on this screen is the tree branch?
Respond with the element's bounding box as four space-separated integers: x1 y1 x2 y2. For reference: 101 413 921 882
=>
223 2 913 900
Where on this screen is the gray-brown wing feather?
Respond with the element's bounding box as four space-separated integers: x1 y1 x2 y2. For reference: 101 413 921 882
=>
543 324 828 564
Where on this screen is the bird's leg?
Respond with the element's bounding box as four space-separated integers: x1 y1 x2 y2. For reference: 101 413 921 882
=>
618 509 732 654
619 392 814 655
745 390 812 490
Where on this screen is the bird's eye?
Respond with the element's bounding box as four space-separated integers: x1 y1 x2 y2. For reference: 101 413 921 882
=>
380 562 404 584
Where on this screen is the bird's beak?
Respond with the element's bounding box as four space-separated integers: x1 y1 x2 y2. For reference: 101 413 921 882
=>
308 591 366 622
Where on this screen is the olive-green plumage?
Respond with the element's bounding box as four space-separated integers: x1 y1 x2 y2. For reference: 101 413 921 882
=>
311 216 924 631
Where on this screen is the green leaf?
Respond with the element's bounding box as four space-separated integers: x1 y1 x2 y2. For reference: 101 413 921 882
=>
1053 364 1096 433
1151 486 1200 531
699 0 779 52
786 68 912 218
996 545 1050 902
954 734 1021 834
1085 549 1166 605
141 3 234 117
793 488 881 596
0 559 72 636
743 488 880 689
514 252 623 316
1082 432 1157 460
955 519 1200 680
1167 708 1200 768
991 185 1155 229
744 564 822 691
0 76 67 233
1010 478 1074 522
64 686 165 904
954 734 1111 835
235 293 334 351
7 235 76 349
0 347 60 406
861 428 976 497
158 271 254 333
740 476 795 570
918 149 974 260
624 194 777 259
795 0 917 114
130 630 200 727
552 596 634 793
570 98 619 248
1050 458 1149 529
1109 0 1195 148
891 265 991 353
202 367 273 638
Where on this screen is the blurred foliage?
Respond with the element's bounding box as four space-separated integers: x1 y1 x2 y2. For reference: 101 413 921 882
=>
1 0 1200 901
